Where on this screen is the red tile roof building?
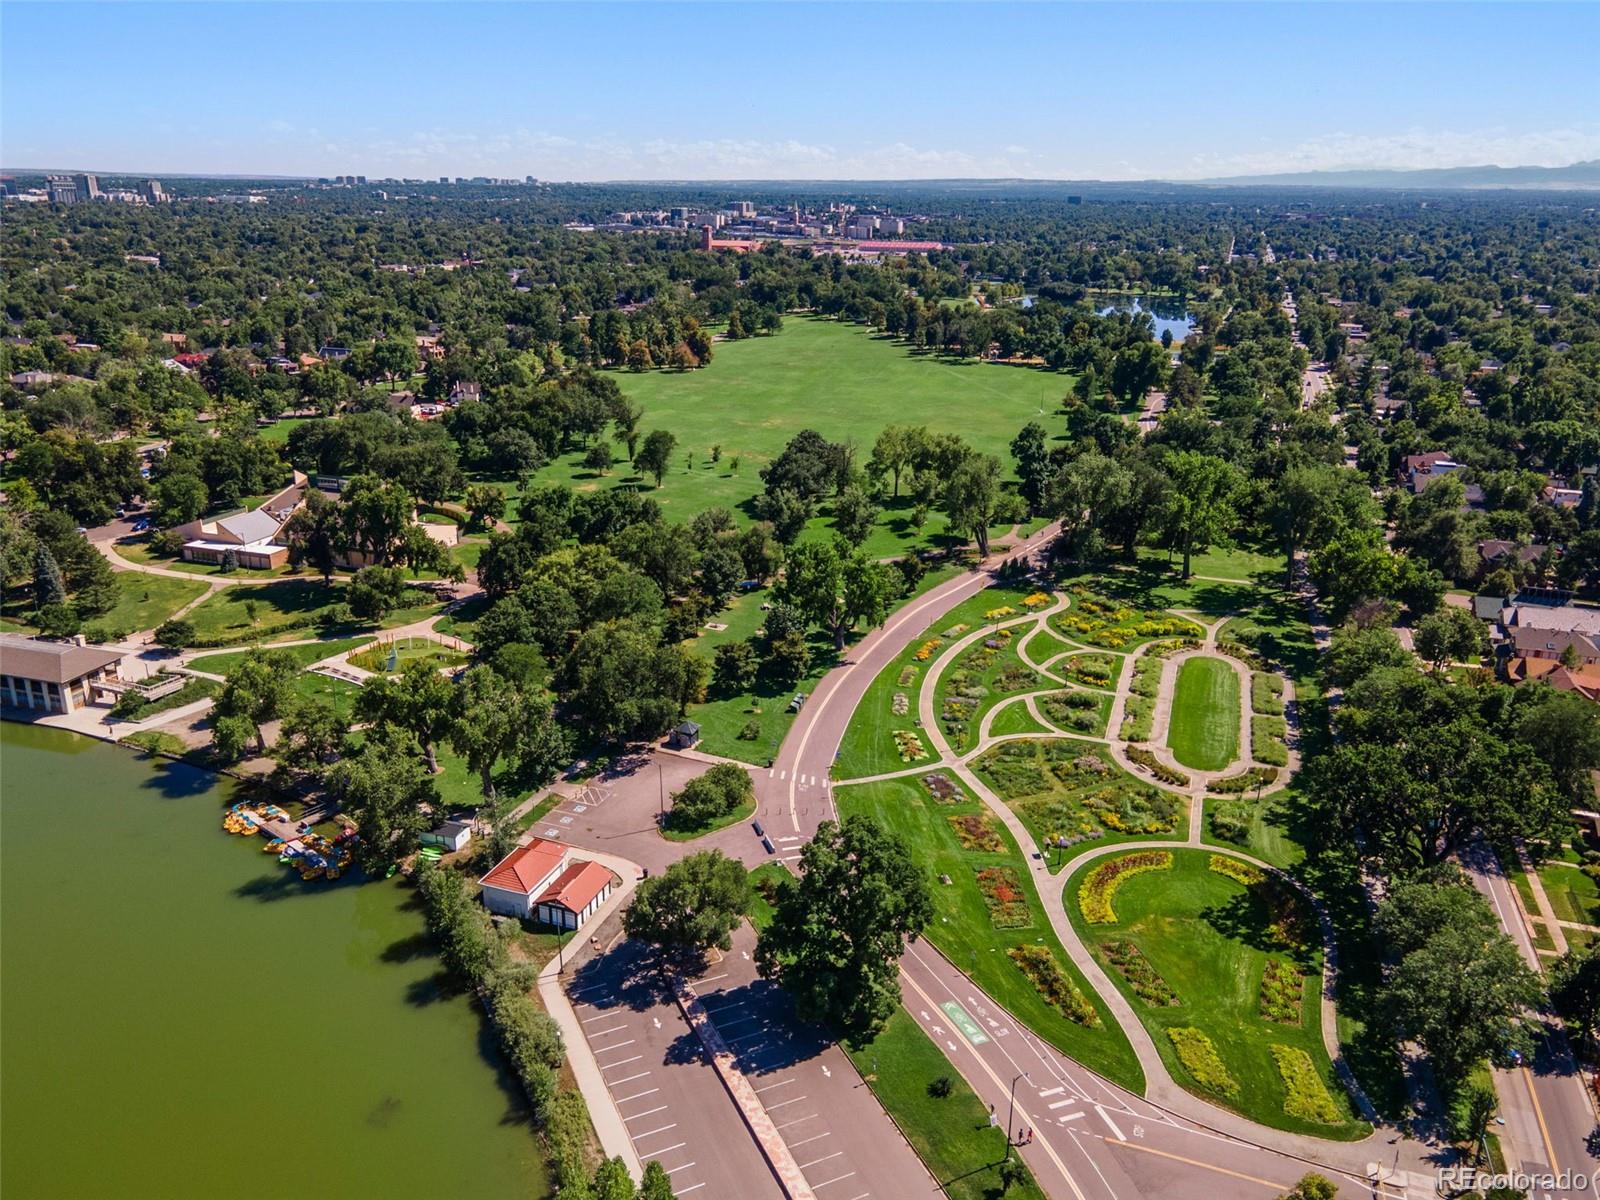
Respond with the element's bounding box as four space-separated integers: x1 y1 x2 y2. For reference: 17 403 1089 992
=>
478 839 616 929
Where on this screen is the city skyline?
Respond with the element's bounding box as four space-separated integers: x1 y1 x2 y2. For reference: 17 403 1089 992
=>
4 1 1598 182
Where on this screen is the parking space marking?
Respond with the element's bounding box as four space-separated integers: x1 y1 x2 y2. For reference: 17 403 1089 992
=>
600 1054 643 1069
580 1011 621 1024
766 1095 808 1110
631 1123 678 1141
798 1151 845 1170
696 973 728 985
675 1184 706 1195
648 1141 686 1157
787 1131 831 1149
614 1087 659 1104
727 1030 768 1046
624 1105 669 1121
665 1161 698 1174
753 1078 796 1093
586 1024 629 1037
774 1113 820 1131
608 1070 650 1086
712 1014 762 1031
811 1172 858 1190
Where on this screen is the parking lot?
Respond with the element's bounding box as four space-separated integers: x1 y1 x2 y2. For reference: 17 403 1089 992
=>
564 940 783 1199
689 925 936 1200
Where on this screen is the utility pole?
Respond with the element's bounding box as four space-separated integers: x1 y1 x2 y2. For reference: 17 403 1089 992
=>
1005 1071 1030 1155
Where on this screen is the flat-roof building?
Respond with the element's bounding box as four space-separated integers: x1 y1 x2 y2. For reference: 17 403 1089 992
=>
0 634 126 714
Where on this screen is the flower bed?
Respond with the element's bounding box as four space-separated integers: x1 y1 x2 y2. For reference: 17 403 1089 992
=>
1078 851 1172 924
1007 944 1101 1028
949 812 1006 853
975 866 1032 928
1063 654 1117 689
913 638 943 661
1168 1027 1239 1098
984 605 1016 621
1205 766 1279 795
1039 690 1101 734
1022 591 1052 609
1208 854 1265 887
1124 745 1190 788
1103 940 1178 1006
921 772 963 803
896 665 919 687
1250 672 1285 716
1259 959 1305 1025
1271 1045 1341 1124
995 663 1040 693
1055 588 1205 650
894 730 928 762
891 691 909 715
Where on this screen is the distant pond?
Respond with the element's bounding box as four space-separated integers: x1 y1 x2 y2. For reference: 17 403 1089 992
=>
1094 294 1196 343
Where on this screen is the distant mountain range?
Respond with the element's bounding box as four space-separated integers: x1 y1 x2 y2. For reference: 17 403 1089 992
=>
1182 161 1600 190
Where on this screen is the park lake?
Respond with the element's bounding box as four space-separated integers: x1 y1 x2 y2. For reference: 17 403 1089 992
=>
0 722 550 1199
1094 294 1197 342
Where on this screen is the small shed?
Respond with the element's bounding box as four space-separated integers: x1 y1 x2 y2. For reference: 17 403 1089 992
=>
422 819 474 853
669 720 701 749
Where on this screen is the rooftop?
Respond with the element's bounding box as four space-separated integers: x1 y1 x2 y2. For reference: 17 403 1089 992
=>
479 838 569 895
537 860 613 914
0 633 125 684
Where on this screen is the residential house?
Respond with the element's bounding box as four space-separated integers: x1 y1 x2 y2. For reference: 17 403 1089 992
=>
1478 540 1548 569
0 634 126 714
1543 483 1583 510
1508 657 1600 700
478 838 616 929
1507 626 1600 666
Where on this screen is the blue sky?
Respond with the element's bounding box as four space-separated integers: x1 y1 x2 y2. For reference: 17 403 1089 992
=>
4 2 1597 180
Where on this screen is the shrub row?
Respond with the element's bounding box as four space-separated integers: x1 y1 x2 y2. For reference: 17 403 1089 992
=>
1205 766 1280 795
1251 714 1290 766
1168 1027 1240 1098
1008 943 1101 1028
1250 672 1285 716
1271 1044 1342 1124
1078 851 1172 924
1124 745 1190 788
1120 694 1154 742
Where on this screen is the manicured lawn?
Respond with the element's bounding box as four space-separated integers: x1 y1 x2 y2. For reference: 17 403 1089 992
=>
845 1008 1047 1200
257 416 318 444
833 583 1041 781
1066 849 1367 1139
80 572 208 641
836 778 1142 1091
432 594 489 643
507 319 1070 557
746 862 793 932
987 699 1053 738
349 640 467 674
1204 787 1310 872
1536 856 1600 928
1136 544 1285 584
1167 656 1240 771
188 636 374 677
183 581 441 646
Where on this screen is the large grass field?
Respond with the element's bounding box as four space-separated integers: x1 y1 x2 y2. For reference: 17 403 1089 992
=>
80 572 208 641
1067 849 1367 1139
836 777 1142 1091
1167 656 1240 771
508 319 1070 558
184 580 441 646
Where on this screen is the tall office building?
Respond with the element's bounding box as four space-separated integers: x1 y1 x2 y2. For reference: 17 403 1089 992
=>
74 173 101 202
45 174 78 204
141 179 168 203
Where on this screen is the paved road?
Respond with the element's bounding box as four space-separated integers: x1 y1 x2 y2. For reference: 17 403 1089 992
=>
762 521 1063 839
1460 842 1599 1198
898 941 1442 1200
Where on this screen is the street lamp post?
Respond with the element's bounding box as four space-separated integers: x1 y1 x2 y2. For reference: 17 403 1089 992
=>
1005 1071 1031 1155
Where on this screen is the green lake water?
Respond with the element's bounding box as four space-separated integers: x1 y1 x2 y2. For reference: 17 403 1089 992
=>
0 722 550 1199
